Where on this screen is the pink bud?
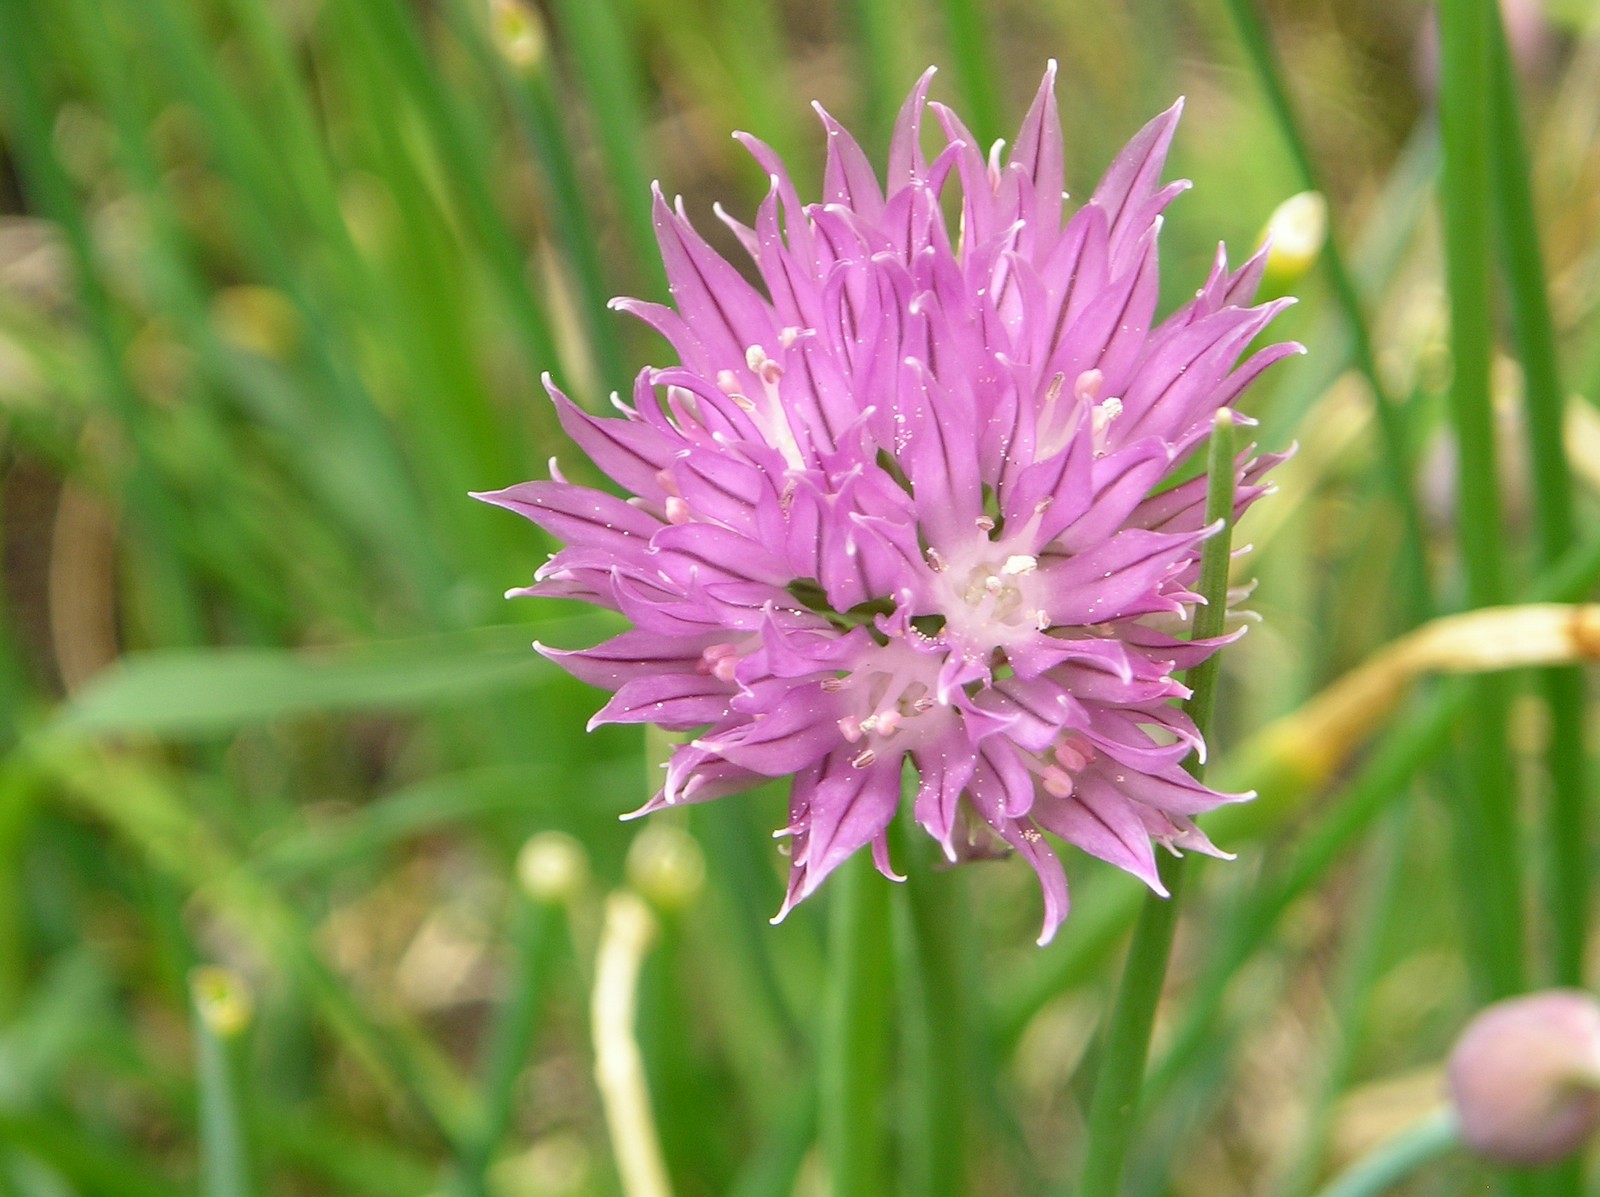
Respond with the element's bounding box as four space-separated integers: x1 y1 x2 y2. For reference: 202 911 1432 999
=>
1446 989 1600 1166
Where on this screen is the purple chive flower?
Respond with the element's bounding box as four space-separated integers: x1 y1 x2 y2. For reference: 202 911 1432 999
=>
478 65 1299 943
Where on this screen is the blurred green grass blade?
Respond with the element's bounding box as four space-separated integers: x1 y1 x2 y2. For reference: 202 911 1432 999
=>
41 752 475 1147
998 512 1600 1060
0 775 37 1022
693 798 808 1053
192 971 256 1197
820 855 893 1197
1309 1110 1459 1197
546 0 665 295
255 767 558 880
937 0 1002 148
444 0 628 394
1259 122 1439 437
634 0 806 184
726 1079 816 1197
705 0 806 172
1437 0 1525 1002
1274 807 1412 1197
0 1113 184 1197
256 1108 435 1197
845 0 916 150
1143 690 1466 1105
52 0 389 632
1079 414 1236 1197
1219 0 1434 626
50 621 607 739
334 0 566 383
460 895 563 1186
896 833 970 1197
1486 6 1589 991
0 949 112 1103
78 0 457 606
0 0 209 645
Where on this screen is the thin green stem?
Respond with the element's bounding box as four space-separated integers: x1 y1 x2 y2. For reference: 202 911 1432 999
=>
546 0 665 296
846 0 915 152
1438 0 1525 1002
1486 4 1588 991
1309 1109 1459 1197
820 853 894 1197
340 0 565 385
1219 0 1433 627
1078 412 1235 1197
898 829 969 1197
1148 510 1600 1102
444 0 629 394
1280 805 1414 1197
937 0 1002 148
192 970 256 1197
456 898 561 1193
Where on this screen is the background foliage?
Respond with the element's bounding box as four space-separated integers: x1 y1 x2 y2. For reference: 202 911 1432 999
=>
2 0 1599 1194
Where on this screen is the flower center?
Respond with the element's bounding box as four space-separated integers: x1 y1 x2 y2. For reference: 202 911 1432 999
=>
957 555 1038 624
833 650 943 764
939 549 1049 653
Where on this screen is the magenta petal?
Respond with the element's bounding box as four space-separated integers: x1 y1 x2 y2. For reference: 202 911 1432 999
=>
589 673 736 731
913 747 976 857
536 630 714 690
1091 98 1183 249
1038 528 1200 625
789 753 903 902
1037 779 1167 896
694 685 841 775
474 481 660 550
548 381 674 500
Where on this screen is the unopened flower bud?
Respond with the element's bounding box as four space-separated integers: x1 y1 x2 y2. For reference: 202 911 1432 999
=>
189 966 253 1039
1259 191 1327 288
489 0 546 74
625 825 705 911
1446 989 1600 1165
517 831 589 904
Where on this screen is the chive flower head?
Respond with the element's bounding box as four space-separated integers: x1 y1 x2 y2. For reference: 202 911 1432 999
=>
479 65 1298 942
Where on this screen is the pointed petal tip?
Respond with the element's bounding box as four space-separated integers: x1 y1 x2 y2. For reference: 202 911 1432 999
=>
768 894 797 926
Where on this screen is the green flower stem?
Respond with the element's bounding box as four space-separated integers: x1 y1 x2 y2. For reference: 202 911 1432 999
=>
1078 412 1236 1197
1485 6 1588 991
444 0 628 394
339 0 565 385
1150 503 1600 1101
821 853 894 1197
1438 0 1526 1003
1309 1108 1459 1197
547 0 665 297
1220 0 1433 626
897 828 971 1197
847 0 917 151
192 969 257 1197
1280 806 1414 1197
728 1076 817 1197
937 0 1002 148
456 897 563 1194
